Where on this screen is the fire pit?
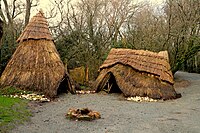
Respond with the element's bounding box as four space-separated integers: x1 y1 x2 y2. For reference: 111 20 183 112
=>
66 108 101 121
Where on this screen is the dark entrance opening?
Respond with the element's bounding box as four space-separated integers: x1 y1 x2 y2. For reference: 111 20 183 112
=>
103 73 122 93
57 74 75 95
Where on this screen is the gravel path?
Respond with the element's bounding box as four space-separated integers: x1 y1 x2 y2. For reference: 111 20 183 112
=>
11 71 200 133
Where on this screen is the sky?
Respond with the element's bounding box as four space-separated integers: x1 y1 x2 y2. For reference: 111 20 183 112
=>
2 0 165 22
39 0 165 6
38 0 165 12
4 0 165 15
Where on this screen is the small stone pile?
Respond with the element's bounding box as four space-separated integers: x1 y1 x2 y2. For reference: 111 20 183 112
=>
19 93 50 102
126 96 158 102
76 90 95 94
4 93 50 102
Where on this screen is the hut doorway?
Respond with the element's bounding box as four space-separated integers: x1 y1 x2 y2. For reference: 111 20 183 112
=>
102 73 122 93
57 77 69 94
57 74 75 95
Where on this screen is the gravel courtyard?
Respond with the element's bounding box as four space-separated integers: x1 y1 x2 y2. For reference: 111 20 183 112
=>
11 71 200 133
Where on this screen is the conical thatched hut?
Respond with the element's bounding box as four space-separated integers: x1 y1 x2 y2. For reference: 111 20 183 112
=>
0 11 74 98
94 48 181 100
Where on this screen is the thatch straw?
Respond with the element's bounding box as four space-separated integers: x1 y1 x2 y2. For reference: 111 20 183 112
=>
17 10 53 43
0 40 68 97
94 48 181 100
0 11 74 98
69 66 85 85
100 48 173 84
95 64 179 100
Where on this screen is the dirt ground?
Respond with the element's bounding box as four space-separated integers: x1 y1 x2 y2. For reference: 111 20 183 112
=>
11 71 200 133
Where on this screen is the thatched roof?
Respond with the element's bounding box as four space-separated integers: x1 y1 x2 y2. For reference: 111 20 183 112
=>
17 11 53 43
0 11 74 98
100 48 173 84
94 49 180 100
94 64 179 99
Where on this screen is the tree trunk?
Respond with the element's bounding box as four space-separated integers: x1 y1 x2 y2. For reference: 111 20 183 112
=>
25 0 31 26
0 19 3 74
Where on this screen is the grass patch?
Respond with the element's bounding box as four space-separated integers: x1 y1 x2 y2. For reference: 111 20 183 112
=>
0 86 32 95
0 87 32 132
80 85 87 90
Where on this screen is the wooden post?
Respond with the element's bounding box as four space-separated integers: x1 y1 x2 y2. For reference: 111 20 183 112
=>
85 64 89 85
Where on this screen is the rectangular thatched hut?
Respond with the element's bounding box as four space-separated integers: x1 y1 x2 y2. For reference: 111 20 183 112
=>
94 48 181 100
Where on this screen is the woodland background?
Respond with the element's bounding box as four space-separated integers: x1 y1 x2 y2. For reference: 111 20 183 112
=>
0 0 199 82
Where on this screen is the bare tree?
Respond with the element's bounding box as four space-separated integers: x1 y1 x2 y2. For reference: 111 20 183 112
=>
126 4 162 50
54 0 140 80
164 0 200 73
0 0 39 74
25 0 39 26
124 0 199 73
25 0 31 26
0 0 38 43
